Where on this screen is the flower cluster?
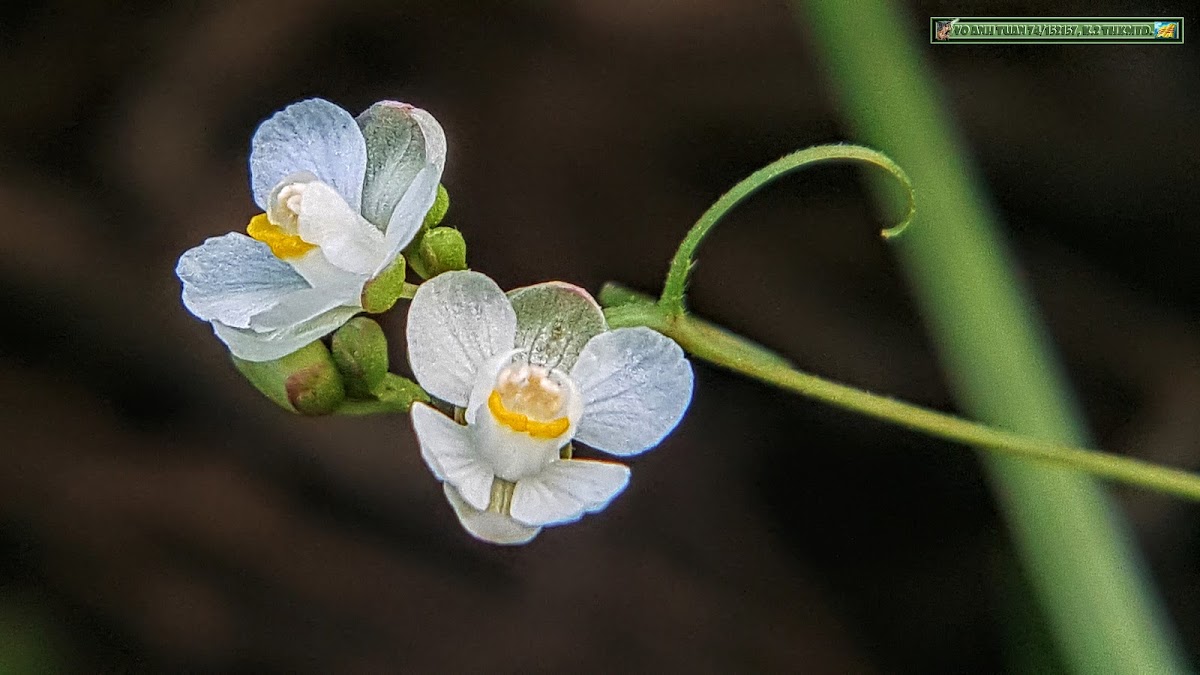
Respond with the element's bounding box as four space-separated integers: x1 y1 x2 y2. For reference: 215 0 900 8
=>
175 99 693 544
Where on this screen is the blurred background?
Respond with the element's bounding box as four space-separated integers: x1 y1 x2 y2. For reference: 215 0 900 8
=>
1 0 1197 672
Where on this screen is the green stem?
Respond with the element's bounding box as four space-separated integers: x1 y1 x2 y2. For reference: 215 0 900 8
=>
603 287 1200 503
659 144 915 316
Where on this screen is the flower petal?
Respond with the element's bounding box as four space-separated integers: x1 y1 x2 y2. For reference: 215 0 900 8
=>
410 403 494 511
406 271 517 406
443 484 541 545
381 164 443 271
211 305 359 362
249 99 367 212
176 232 309 329
247 284 360 331
508 459 630 527
293 180 387 275
279 247 365 296
357 102 446 238
570 327 694 456
507 282 607 372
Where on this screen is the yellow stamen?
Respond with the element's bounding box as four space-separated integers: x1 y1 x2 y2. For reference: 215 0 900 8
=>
488 390 569 439
246 213 316 259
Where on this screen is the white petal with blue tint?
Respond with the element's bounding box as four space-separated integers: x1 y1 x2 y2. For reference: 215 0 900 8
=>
212 305 360 362
357 102 447 234
250 99 368 212
509 460 631 527
176 233 309 329
272 248 362 298
443 484 541 545
411 403 495 511
247 285 360 332
406 271 517 406
570 327 694 456
381 164 443 270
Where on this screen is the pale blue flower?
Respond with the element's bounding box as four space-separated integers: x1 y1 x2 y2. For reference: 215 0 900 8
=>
406 271 694 544
176 98 445 361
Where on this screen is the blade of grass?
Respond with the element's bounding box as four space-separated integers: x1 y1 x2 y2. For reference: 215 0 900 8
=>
796 2 1188 672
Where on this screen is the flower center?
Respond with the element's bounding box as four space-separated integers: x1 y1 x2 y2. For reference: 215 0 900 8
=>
246 183 316 259
487 364 570 439
247 214 316 258
275 183 306 219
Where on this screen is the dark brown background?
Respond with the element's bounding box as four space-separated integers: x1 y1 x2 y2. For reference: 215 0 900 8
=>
1 0 1197 672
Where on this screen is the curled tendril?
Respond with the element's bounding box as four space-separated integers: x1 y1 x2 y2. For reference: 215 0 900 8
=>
599 146 1200 505
658 144 916 316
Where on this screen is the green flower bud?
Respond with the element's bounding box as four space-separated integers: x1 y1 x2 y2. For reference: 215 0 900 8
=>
361 254 407 313
335 373 430 415
330 317 389 399
232 341 346 415
408 226 467 279
422 184 450 229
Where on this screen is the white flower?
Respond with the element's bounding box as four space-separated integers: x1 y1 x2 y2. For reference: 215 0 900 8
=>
175 98 446 361
406 271 694 544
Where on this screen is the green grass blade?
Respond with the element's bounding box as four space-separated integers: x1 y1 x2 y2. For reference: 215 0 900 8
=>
796 2 1189 671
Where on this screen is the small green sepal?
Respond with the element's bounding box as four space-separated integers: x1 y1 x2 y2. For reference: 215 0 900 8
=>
330 317 390 399
361 255 407 313
232 341 346 415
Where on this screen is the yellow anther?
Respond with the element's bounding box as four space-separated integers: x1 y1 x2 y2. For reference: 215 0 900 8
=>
247 213 316 259
488 390 569 439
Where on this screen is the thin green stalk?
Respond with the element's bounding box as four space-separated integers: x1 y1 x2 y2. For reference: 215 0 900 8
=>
798 1 1188 672
660 145 914 316
602 288 1200 503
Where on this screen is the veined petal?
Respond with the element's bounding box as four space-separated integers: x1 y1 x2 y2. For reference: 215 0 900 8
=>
282 247 365 294
381 163 442 270
509 459 630 527
411 403 494 511
250 99 367 212
508 282 607 372
357 102 447 235
247 284 361 331
443 484 541 545
293 180 388 275
406 271 517 406
176 232 309 329
570 327 694 456
211 305 359 362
